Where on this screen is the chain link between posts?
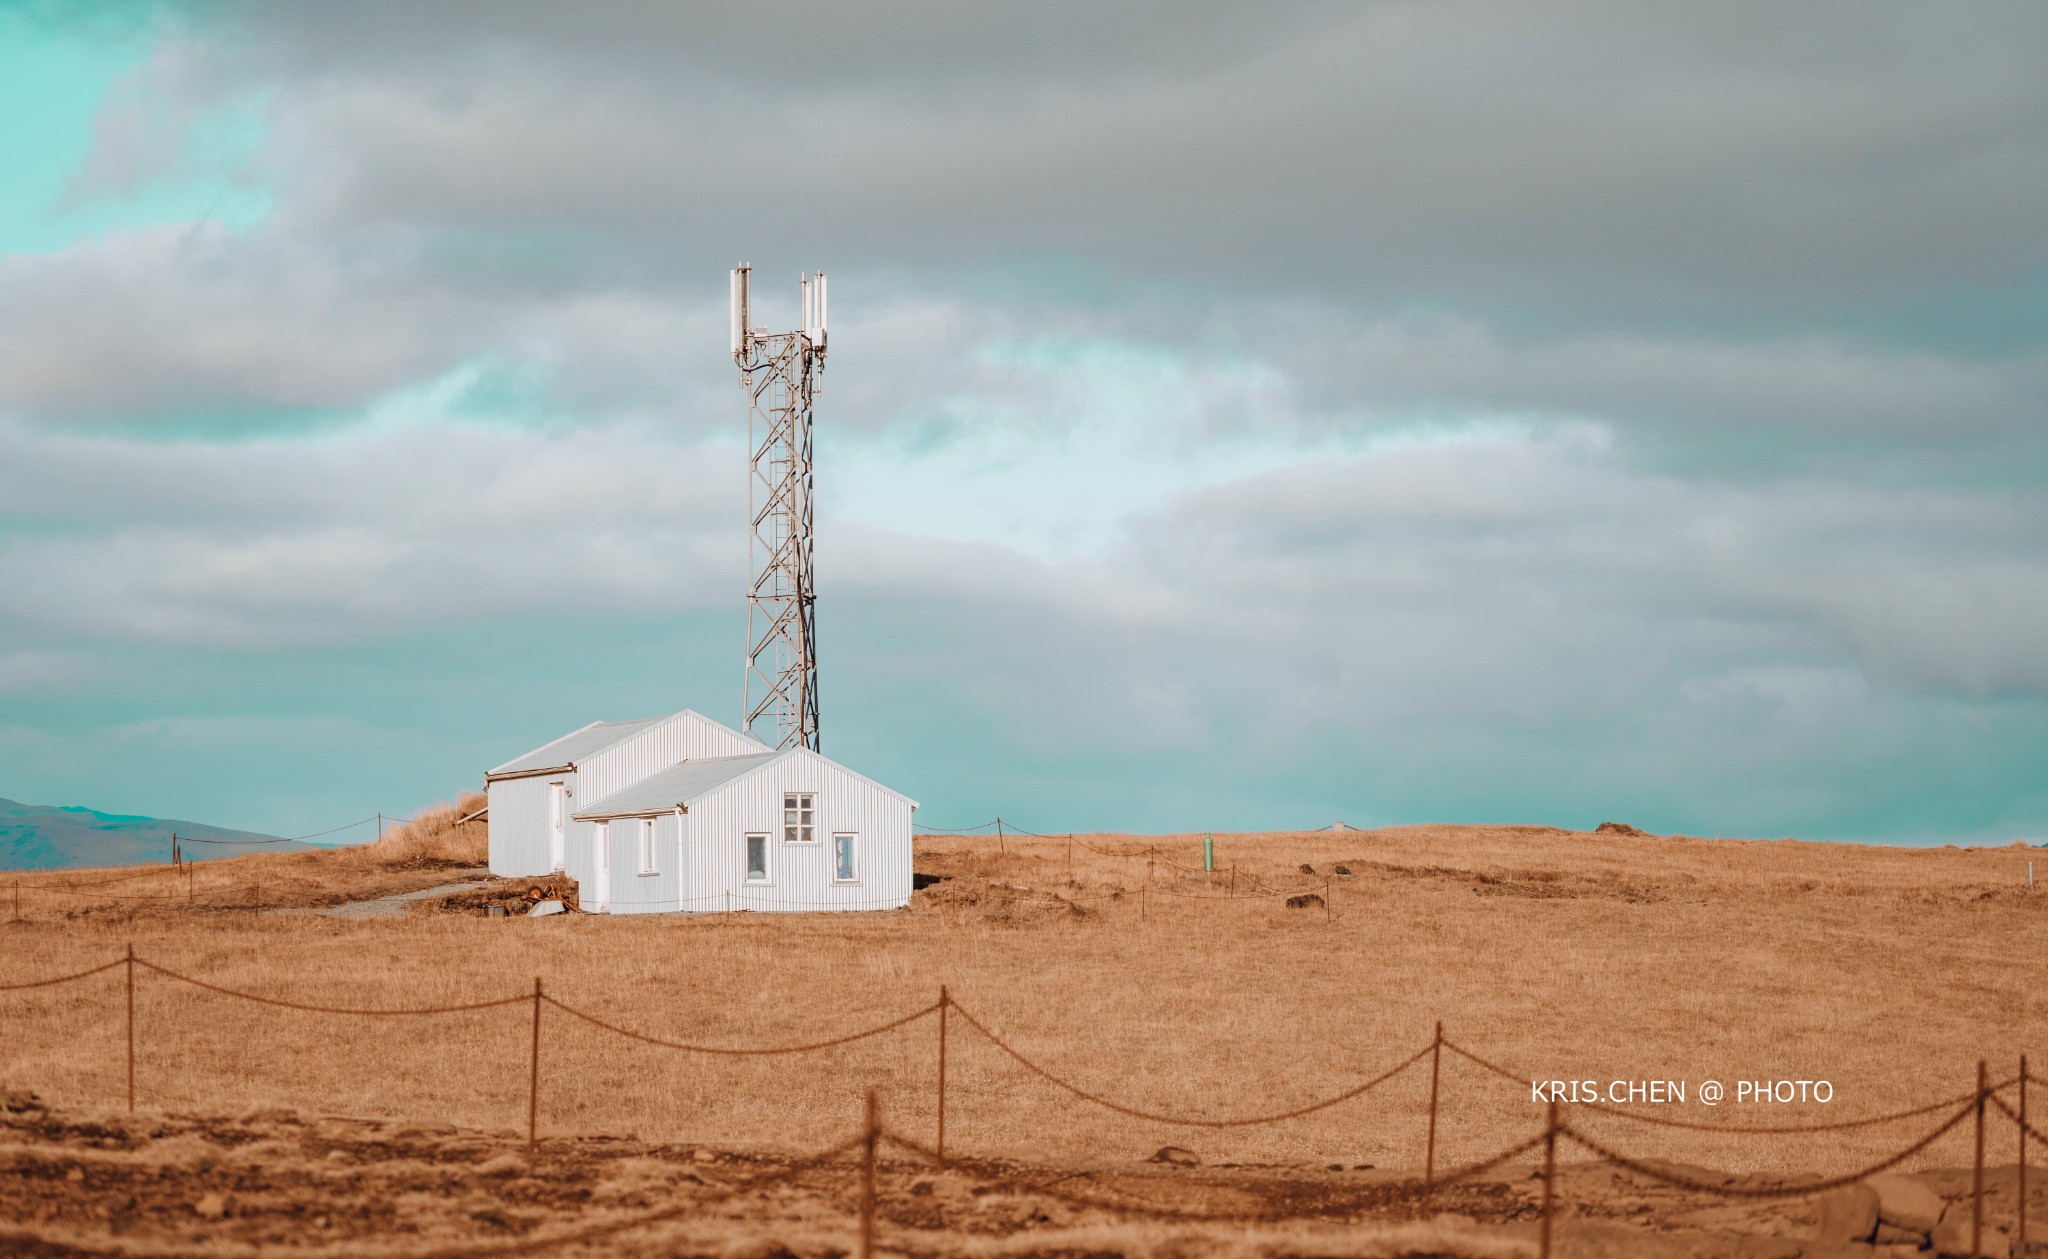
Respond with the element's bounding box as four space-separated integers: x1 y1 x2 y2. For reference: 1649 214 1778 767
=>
0 949 2036 1259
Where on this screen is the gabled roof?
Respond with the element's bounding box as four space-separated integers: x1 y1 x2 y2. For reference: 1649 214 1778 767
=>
572 753 782 819
572 744 921 819
671 707 773 752
487 717 664 778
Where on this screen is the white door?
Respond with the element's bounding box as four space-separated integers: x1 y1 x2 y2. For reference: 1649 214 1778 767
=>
548 783 567 872
592 821 611 911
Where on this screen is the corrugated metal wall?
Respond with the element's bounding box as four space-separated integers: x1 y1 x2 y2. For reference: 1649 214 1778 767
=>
604 811 683 915
679 749 913 913
486 774 571 877
578 712 763 804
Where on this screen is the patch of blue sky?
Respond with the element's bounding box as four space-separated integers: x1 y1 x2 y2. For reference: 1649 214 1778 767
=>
0 10 271 257
823 332 1552 559
345 357 569 440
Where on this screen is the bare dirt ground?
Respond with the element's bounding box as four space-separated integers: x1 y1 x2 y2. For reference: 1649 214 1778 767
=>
4 1090 2038 1258
1 803 2041 1255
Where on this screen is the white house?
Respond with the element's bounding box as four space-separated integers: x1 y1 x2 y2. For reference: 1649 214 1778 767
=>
483 709 767 879
570 744 917 913
484 709 917 914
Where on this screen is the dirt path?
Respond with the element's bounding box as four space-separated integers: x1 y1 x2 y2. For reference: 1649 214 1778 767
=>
268 871 494 919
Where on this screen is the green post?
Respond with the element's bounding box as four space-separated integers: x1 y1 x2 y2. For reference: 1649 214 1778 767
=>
1203 831 1213 872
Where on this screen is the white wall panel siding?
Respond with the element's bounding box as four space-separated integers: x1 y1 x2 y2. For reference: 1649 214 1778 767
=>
492 708 907 914
489 709 762 885
607 812 683 914
678 747 913 914
579 711 766 805
486 773 573 877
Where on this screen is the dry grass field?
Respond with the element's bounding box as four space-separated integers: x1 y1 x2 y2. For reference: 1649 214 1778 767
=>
1 804 2042 1256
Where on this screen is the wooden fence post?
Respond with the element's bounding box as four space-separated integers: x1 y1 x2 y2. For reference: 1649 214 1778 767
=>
1324 878 1332 923
937 986 949 1167
2019 1055 2029 1254
860 1089 879 1259
124 943 136 1112
1539 1101 1558 1259
1422 1020 1442 1218
1972 1059 1986 1259
528 978 542 1153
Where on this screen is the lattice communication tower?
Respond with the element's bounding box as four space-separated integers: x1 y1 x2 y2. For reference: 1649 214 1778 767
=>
732 265 826 751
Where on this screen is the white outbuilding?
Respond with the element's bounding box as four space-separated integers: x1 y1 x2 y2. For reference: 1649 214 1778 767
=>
571 745 916 913
483 708 917 914
483 708 767 880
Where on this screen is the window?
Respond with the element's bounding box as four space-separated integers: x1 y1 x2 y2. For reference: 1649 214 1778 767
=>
637 818 656 874
783 793 814 842
833 833 857 882
745 833 769 882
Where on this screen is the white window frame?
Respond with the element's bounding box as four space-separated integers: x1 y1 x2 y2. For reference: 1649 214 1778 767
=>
783 792 815 842
832 832 858 883
744 832 771 883
636 817 656 875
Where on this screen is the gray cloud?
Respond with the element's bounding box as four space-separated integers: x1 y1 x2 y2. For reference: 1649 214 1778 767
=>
179 1 2046 319
0 420 745 647
0 224 499 420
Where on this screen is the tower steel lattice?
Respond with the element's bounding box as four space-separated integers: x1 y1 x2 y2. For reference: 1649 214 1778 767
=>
733 265 826 751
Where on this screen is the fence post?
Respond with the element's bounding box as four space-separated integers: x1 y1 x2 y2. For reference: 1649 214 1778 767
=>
2019 1055 2029 1254
1422 1021 1442 1218
1324 878 1332 923
936 986 949 1167
1539 1100 1558 1259
528 978 542 1153
860 1088 879 1259
1972 1059 1986 1259
124 943 136 1113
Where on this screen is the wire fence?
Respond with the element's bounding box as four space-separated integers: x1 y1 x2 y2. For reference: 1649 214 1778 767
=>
9 810 439 892
0 950 2034 1258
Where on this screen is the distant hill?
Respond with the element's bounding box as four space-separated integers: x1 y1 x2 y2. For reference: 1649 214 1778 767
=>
0 798 312 871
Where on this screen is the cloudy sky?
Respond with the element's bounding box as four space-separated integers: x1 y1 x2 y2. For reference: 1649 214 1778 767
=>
1 2 2043 843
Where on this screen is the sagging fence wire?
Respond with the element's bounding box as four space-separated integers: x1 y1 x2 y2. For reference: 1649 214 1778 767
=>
0 952 2038 1259
138 958 531 1016
1441 1036 2015 1136
948 1001 1436 1127
542 992 943 1055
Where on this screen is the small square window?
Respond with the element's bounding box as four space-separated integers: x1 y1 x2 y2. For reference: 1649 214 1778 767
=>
783 793 814 842
745 833 769 881
833 833 857 882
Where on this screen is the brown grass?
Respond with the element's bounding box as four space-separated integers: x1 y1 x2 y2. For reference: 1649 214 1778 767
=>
1 819 2041 1187
353 793 488 868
